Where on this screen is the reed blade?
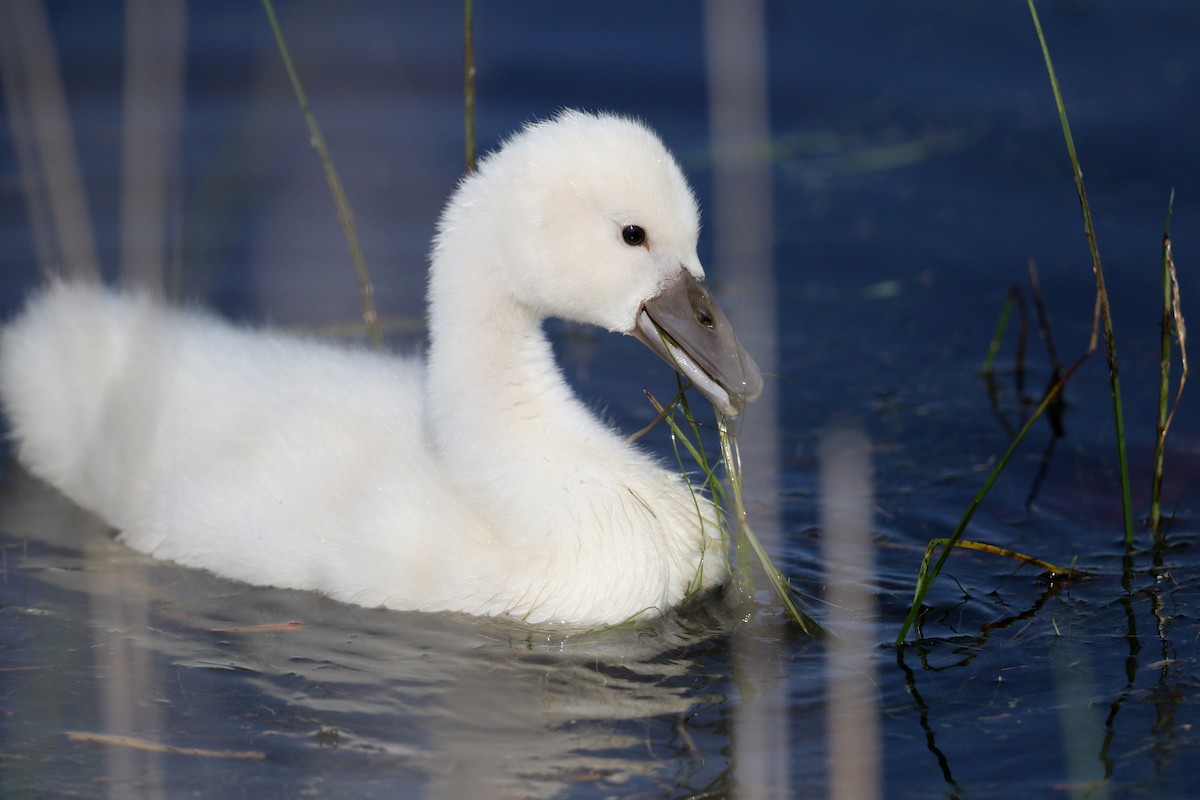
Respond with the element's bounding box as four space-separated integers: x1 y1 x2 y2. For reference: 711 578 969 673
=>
1027 0 1133 544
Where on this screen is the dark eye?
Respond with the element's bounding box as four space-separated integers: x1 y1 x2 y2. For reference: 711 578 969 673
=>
621 225 647 246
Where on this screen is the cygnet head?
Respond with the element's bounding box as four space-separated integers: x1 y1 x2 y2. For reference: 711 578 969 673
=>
431 109 762 416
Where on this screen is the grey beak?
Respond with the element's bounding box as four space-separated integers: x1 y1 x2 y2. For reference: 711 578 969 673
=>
632 270 763 417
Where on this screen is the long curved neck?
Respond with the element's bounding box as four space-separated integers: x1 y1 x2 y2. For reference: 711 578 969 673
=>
424 278 584 457
419 195 725 621
422 226 622 538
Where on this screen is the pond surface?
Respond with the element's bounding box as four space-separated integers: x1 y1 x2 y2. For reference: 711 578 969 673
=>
2 1 1199 798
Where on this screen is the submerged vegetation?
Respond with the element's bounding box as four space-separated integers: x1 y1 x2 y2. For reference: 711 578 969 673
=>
896 0 1187 644
641 382 824 637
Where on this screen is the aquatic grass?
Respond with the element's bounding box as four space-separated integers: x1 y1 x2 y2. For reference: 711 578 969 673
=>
895 357 1088 644
897 276 1092 642
717 415 824 637
1150 192 1187 537
992 260 1070 511
914 539 1081 596
900 246 1088 644
980 284 1029 439
643 382 734 596
900 202 1188 644
982 262 1066 437
896 2 1154 644
642 375 823 637
980 285 1027 386
1028 0 1133 543
261 0 383 348
1025 258 1068 439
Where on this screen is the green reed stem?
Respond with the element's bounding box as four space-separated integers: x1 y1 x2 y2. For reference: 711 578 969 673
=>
896 355 1084 644
981 290 1016 378
717 417 824 637
1150 190 1186 537
261 0 383 348
643 388 729 597
1027 0 1132 544
643 375 822 635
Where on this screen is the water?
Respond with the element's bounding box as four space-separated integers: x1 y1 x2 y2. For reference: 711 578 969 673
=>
2 1 1199 797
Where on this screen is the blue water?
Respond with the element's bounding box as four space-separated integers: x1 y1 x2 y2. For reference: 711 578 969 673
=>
1 2 1198 797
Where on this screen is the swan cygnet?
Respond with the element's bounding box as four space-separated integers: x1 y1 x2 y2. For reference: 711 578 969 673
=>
0 110 763 626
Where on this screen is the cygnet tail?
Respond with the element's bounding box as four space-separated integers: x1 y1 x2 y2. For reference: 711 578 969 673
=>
0 282 164 518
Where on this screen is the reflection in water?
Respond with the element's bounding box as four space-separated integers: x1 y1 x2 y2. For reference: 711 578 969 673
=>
895 548 1197 799
0 466 745 798
897 647 960 796
897 579 1070 797
86 546 167 799
0 3 774 795
1104 551 1185 792
893 648 962 796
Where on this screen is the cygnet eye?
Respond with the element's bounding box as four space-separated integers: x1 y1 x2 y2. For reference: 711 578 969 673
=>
621 225 647 247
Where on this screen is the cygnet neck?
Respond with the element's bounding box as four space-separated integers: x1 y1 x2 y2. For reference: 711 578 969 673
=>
422 221 623 538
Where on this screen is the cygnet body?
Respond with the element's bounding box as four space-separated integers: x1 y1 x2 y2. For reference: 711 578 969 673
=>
0 111 761 626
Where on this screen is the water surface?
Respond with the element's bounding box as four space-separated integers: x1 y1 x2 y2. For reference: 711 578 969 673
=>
1 2 1198 797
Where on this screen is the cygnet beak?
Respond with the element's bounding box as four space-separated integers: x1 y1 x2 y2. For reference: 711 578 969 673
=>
632 270 763 417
